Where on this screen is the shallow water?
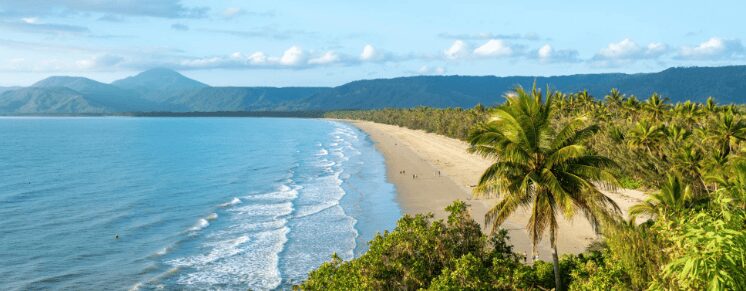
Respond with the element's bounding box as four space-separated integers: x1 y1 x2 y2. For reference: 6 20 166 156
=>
0 117 400 290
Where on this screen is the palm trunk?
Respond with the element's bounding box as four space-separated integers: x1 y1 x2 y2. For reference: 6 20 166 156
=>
552 244 562 291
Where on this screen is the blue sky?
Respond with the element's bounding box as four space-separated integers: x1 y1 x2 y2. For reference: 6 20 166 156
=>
0 0 744 86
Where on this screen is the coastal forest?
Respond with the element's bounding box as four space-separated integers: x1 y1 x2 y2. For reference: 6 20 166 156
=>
306 87 746 290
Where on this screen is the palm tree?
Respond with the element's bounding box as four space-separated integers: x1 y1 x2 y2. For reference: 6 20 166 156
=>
604 88 624 108
704 96 717 113
629 174 692 220
627 120 666 157
666 124 691 146
468 85 621 290
643 93 668 121
703 111 746 159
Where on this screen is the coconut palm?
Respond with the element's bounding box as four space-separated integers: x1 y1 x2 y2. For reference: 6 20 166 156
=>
629 174 692 220
703 111 746 159
704 96 718 113
604 88 624 108
627 120 666 156
666 124 691 146
673 101 701 125
644 93 668 121
468 85 621 290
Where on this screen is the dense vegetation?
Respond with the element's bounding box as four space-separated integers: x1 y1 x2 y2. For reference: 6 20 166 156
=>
326 90 744 191
312 87 746 290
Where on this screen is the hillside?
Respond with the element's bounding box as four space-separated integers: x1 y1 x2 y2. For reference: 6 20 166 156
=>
169 87 328 112
32 76 159 112
0 65 745 114
0 86 21 94
112 68 209 102
0 87 107 114
300 66 746 110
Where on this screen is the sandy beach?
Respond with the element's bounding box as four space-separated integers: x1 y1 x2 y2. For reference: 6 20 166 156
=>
347 120 648 261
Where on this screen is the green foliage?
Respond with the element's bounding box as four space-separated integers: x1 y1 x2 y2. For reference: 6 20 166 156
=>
297 201 485 290
468 85 622 290
651 194 746 290
298 201 565 290
428 254 493 290
308 87 746 290
618 176 642 189
567 251 631 291
325 105 488 140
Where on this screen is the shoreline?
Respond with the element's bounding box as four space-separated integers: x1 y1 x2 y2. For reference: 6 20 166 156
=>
346 120 647 261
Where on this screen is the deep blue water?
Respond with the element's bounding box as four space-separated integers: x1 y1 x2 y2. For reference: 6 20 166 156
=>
0 117 400 290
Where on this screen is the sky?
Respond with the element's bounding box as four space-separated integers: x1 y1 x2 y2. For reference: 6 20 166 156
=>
0 0 744 87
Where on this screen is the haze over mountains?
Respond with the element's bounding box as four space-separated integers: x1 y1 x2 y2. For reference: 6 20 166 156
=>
1 65 745 114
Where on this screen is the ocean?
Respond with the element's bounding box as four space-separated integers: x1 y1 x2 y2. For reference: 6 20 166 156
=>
0 117 401 290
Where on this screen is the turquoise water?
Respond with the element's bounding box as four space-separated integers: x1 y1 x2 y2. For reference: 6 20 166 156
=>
0 117 401 290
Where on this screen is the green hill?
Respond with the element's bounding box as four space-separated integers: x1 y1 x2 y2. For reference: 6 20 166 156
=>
112 68 209 102
1 65 745 114
168 87 329 112
300 66 746 110
0 87 106 114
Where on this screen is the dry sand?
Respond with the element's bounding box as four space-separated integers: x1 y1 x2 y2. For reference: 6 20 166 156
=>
346 120 647 261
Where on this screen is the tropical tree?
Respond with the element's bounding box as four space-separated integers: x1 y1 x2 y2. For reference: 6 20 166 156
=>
703 111 746 159
644 93 668 121
468 85 621 290
629 174 692 220
604 88 624 108
704 96 718 113
626 120 666 157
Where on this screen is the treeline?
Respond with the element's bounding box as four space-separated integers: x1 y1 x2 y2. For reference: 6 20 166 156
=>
309 88 746 290
326 90 745 190
325 106 488 140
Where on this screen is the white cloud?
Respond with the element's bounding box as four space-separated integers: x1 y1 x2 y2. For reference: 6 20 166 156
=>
21 17 39 24
534 44 579 63
360 44 378 61
645 42 668 57
678 37 743 59
179 56 224 68
279 46 305 66
473 39 512 57
444 40 469 59
594 38 669 62
247 52 267 64
538 44 552 59
597 38 640 59
417 65 446 75
75 54 124 70
308 51 340 65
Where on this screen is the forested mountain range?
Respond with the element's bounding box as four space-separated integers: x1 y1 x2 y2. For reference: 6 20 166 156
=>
1 65 744 114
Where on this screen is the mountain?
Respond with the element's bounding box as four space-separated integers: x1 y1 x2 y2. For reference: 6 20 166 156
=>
0 87 107 114
112 68 209 102
609 66 746 103
32 76 159 112
168 87 329 112
299 66 746 110
0 86 21 94
1 65 745 114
